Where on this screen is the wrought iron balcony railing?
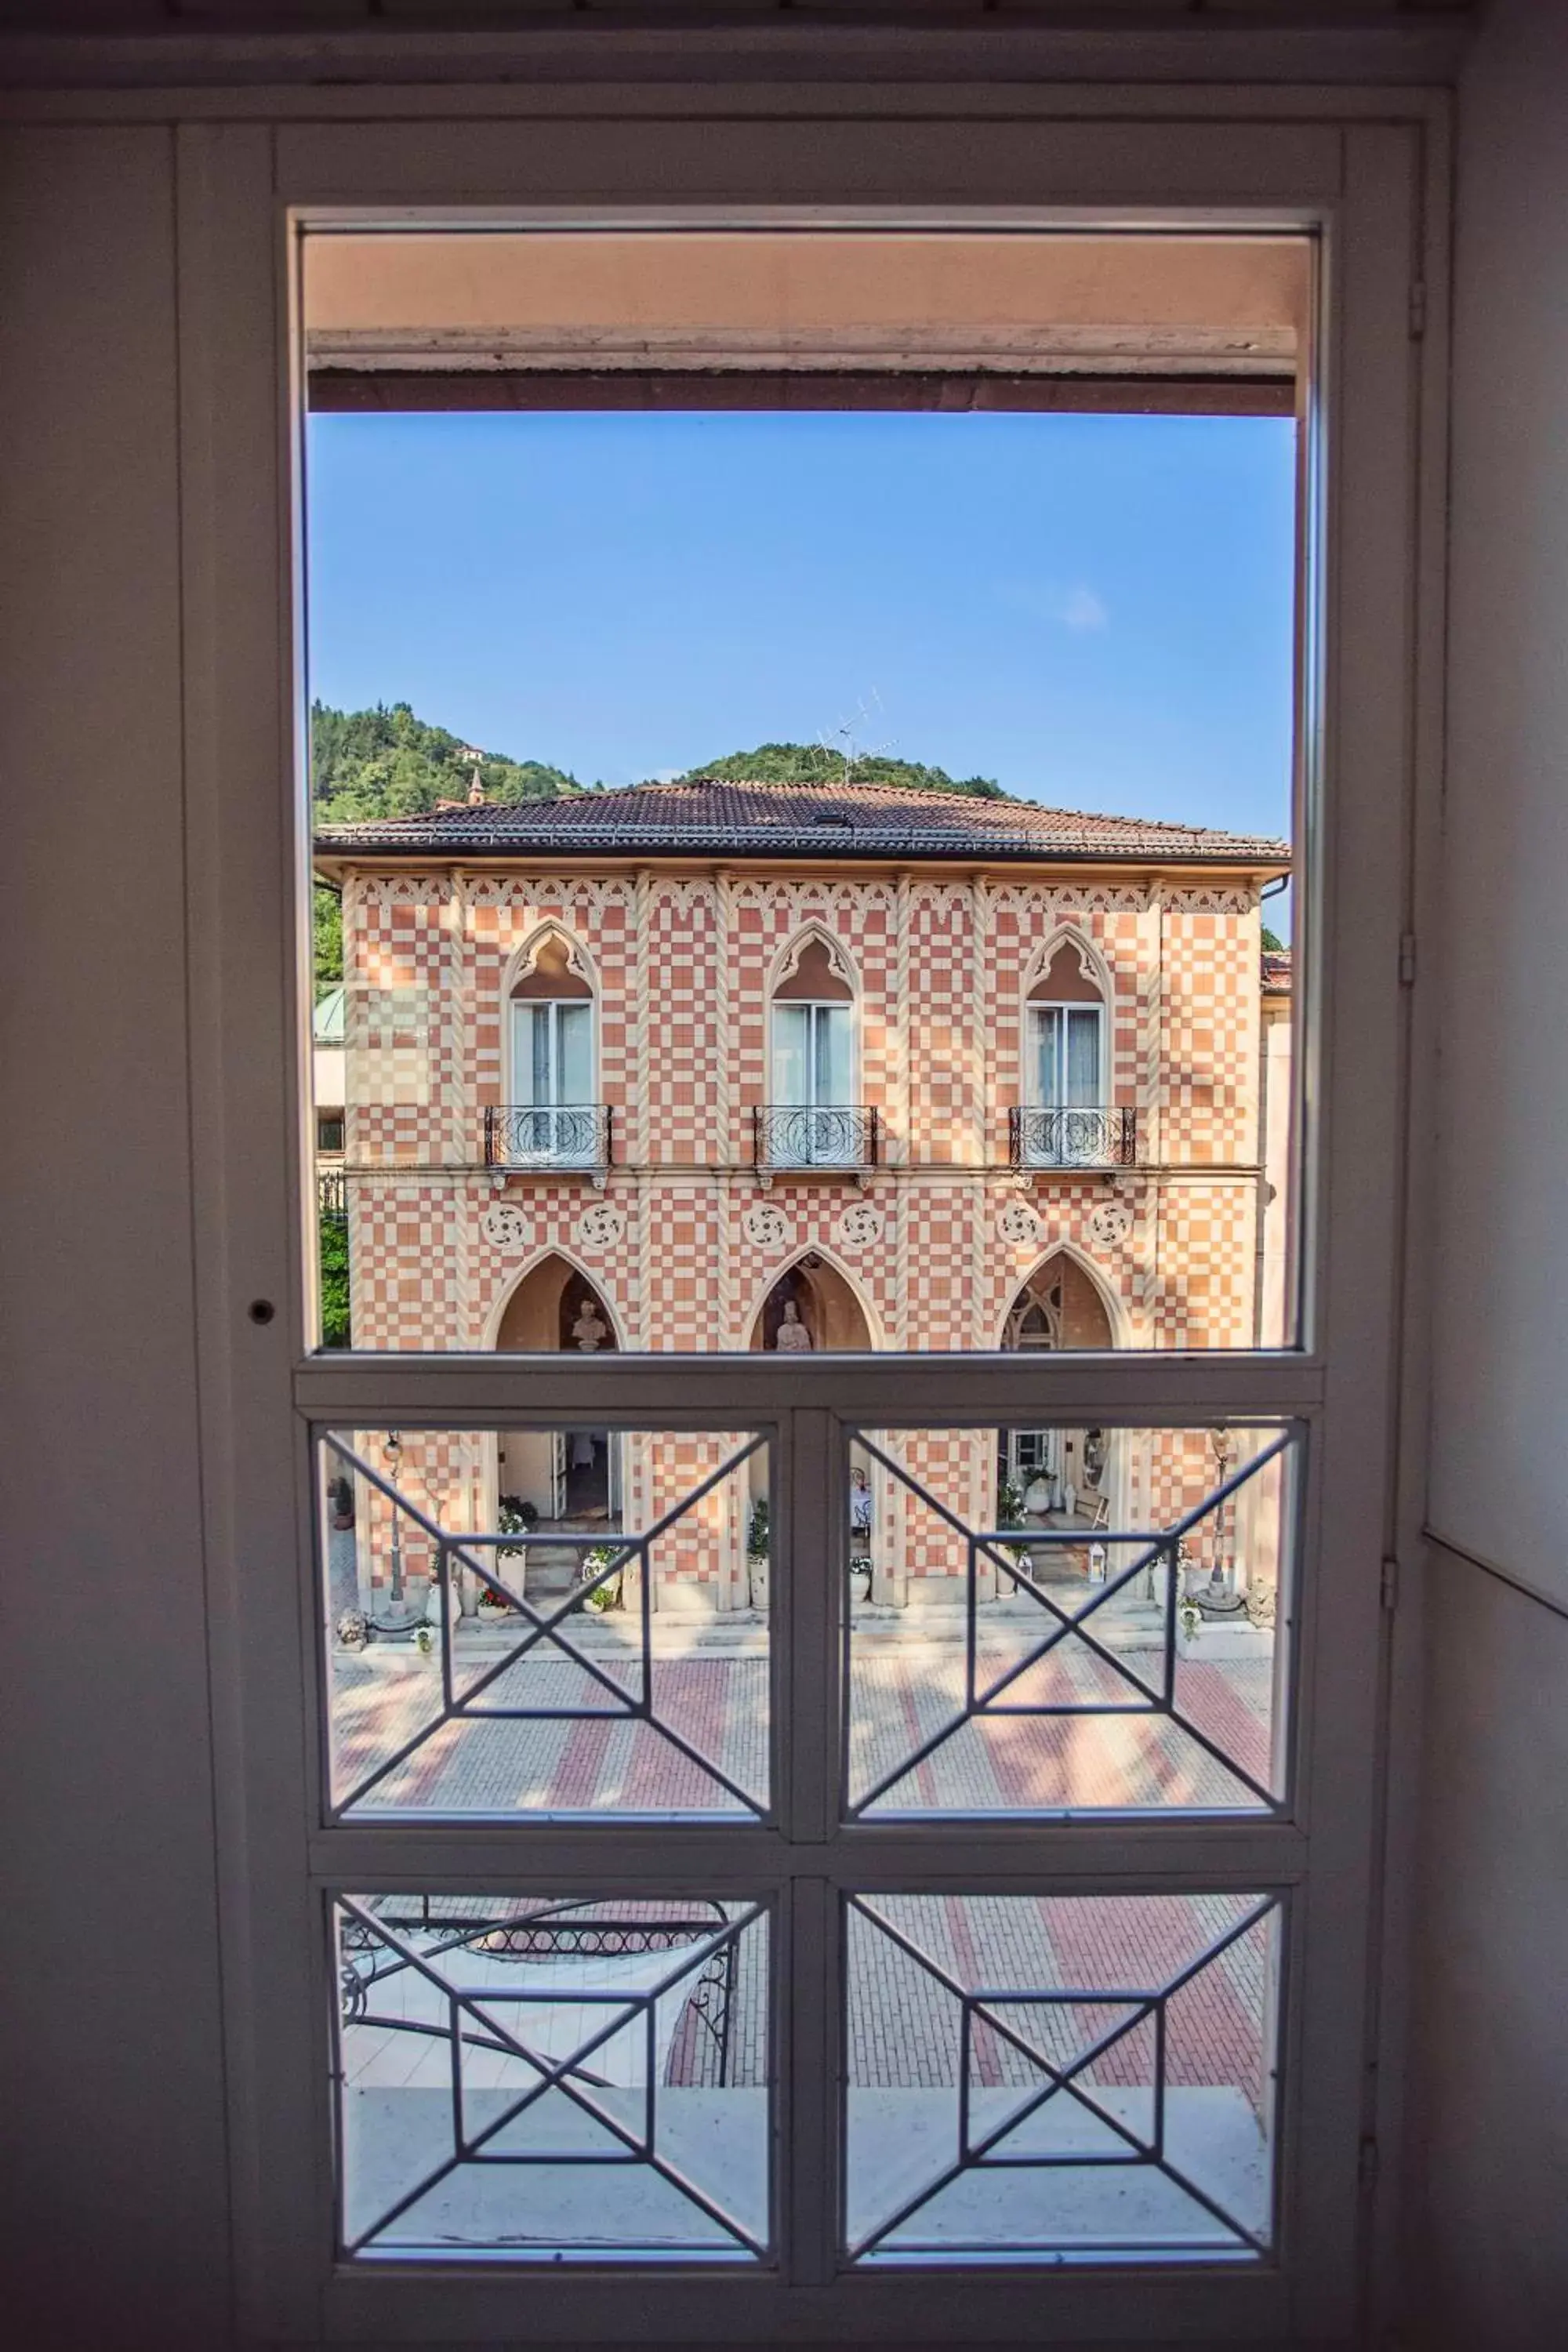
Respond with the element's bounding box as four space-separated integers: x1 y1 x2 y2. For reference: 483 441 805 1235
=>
1009 1104 1138 1169
318 1166 348 1222
485 1103 613 1170
753 1103 880 1171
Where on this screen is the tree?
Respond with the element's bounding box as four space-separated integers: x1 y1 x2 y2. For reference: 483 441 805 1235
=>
319 1210 350 1349
311 699 582 824
1261 926 1286 953
677 741 1009 799
310 700 583 983
306 708 1021 985
314 884 343 991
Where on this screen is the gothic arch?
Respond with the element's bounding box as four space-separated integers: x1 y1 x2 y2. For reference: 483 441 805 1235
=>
743 1245 883 1352
484 1244 625 1352
499 918 599 1003
994 1236 1127 1352
765 923 859 1005
1021 921 1115 1013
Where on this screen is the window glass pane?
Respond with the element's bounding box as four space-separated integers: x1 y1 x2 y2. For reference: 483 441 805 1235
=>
1065 1008 1101 1105
303 229 1304 1352
320 1426 770 1818
772 1002 809 1103
519 1004 547 1105
845 1423 1295 1816
335 1893 770 2261
844 1892 1279 2263
1034 1005 1062 1105
557 1000 593 1103
818 1003 853 1105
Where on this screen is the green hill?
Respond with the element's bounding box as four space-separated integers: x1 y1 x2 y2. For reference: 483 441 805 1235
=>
311 710 1011 985
312 699 581 822
678 741 1008 799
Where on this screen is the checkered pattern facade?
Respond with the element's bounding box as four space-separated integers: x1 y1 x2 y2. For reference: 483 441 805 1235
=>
340 866 1276 1603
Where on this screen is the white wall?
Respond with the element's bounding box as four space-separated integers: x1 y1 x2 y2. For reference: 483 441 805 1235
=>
1413 1545 1568 2346
1414 2 1568 2342
0 129 232 2344
1431 0 1568 1601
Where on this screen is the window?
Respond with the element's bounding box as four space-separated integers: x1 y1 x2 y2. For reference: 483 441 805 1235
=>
1021 937 1119 1167
316 1111 344 1157
765 932 865 1167
182 126 1430 2344
501 931 601 1167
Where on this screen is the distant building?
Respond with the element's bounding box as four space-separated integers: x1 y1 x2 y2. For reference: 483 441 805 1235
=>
315 777 1292 1613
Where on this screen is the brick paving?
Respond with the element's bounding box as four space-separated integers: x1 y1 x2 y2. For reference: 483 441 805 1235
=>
844 1892 1270 2105
332 1616 1274 1817
336 1621 1276 2101
343 1889 1269 2107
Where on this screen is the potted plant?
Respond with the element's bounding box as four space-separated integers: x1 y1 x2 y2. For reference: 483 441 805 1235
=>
483 1494 535 1614
995 1468 1033 1592
423 1566 461 1634
746 1497 771 1611
579 1542 624 1612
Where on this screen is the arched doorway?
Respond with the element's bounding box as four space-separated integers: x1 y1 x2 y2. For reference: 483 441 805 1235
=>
494 1254 620 1534
749 1253 873 1354
747 1253 877 1599
1000 1250 1117 1540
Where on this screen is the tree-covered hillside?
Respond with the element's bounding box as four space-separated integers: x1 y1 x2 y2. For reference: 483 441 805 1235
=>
679 741 1007 799
312 699 582 822
310 710 1012 985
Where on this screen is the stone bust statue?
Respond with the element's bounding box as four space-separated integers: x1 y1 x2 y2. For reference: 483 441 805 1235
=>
572 1298 609 1352
774 1298 813 1352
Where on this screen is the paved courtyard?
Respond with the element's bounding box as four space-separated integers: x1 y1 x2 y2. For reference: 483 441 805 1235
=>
331 1606 1276 1816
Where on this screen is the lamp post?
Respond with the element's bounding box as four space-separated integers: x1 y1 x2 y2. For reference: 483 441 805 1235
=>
380 1429 422 1634
1207 1423 1236 1600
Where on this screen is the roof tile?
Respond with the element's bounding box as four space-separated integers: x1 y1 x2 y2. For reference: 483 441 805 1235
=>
315 774 1290 866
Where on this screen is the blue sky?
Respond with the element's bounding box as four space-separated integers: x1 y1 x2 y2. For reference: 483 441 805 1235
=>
306 409 1296 842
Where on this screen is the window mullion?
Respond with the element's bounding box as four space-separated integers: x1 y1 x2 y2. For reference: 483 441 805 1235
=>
782 1405 839 1847
782 1873 838 2284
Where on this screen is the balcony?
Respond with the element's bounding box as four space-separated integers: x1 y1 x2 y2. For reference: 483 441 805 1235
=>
485 1104 614 1172
1009 1105 1138 1170
753 1104 879 1174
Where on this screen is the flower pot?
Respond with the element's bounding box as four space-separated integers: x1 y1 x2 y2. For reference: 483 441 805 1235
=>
425 1577 460 1632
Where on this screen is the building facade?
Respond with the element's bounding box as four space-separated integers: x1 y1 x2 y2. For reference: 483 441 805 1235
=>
316 778 1292 1613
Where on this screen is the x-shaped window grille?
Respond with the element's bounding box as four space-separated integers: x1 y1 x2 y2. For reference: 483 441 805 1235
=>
846 1428 1296 1815
334 1894 768 2259
845 1893 1278 2260
325 1432 767 1816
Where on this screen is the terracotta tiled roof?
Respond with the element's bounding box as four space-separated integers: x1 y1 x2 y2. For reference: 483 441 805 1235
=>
1261 948 1294 994
314 775 1291 867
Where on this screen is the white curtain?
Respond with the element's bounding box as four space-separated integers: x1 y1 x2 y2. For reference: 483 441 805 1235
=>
515 1000 593 1105
773 1003 851 1105
1033 1005 1102 1107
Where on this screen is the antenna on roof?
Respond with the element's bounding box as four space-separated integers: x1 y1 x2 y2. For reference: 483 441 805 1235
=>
817 689 895 786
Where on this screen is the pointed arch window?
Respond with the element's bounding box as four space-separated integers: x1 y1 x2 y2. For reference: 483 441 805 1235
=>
765 933 870 1168
1018 938 1125 1168
495 932 604 1168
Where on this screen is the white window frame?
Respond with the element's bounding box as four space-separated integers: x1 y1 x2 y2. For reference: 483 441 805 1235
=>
508 992 598 1166
769 994 859 1166
1024 994 1111 1167
1026 998 1106 1109
175 102 1442 2349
